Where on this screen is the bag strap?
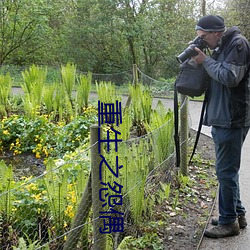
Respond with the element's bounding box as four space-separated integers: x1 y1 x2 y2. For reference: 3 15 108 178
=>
174 80 180 168
174 81 208 167
188 91 208 164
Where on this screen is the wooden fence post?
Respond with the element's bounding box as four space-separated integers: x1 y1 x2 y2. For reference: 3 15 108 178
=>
133 63 138 86
91 124 106 250
63 175 92 250
125 64 138 109
180 94 188 176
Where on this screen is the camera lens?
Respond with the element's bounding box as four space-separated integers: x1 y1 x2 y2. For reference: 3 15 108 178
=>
176 45 198 63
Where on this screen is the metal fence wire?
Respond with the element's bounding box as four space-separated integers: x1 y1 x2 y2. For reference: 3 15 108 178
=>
0 67 190 249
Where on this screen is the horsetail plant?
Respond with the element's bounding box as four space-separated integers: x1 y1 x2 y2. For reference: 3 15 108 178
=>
43 159 69 235
129 83 152 128
0 161 14 223
145 100 174 164
0 73 12 117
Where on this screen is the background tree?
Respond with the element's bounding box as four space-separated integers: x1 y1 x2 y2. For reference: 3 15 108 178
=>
0 0 234 80
219 0 250 39
0 0 49 65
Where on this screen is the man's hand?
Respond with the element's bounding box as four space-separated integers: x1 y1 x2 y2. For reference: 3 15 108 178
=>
192 47 207 64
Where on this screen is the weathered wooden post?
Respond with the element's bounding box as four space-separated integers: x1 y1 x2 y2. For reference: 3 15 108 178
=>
180 94 189 176
91 124 106 250
133 63 138 86
63 175 92 250
125 64 138 109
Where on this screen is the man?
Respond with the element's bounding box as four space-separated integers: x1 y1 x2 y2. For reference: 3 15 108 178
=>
192 15 250 238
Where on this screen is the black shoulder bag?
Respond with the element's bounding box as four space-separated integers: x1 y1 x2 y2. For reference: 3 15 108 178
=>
175 58 208 97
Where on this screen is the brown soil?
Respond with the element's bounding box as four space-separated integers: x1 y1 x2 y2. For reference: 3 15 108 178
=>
160 130 217 250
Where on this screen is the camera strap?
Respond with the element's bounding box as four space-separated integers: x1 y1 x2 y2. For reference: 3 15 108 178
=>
189 91 208 164
174 85 208 168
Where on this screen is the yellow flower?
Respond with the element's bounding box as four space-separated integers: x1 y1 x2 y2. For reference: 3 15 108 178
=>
12 207 17 212
65 205 74 218
42 147 49 157
71 195 76 204
32 193 42 201
36 152 41 159
3 130 9 135
26 183 37 191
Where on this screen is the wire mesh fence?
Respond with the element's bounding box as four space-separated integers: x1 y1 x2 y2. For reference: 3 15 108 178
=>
0 65 190 249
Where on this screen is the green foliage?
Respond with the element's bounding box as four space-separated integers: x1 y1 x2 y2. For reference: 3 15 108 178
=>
104 138 152 227
0 108 97 158
0 0 52 65
96 81 122 104
12 176 49 240
0 73 12 117
145 100 174 164
77 72 92 110
158 182 171 203
13 235 47 250
129 83 153 125
0 68 181 248
43 84 56 113
61 63 76 101
43 159 68 230
117 233 163 250
117 109 132 141
21 65 47 118
0 0 227 77
0 161 14 222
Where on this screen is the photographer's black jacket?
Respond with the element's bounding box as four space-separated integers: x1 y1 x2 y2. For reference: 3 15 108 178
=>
203 26 250 128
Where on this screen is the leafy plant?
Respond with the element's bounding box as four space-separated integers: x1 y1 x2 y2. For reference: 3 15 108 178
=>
60 63 76 103
117 233 163 250
13 236 42 250
12 176 49 241
96 81 121 104
0 161 15 222
43 84 56 114
76 72 92 111
0 73 12 117
130 84 152 122
43 159 68 223
104 138 152 227
21 65 47 118
157 182 171 203
145 100 174 164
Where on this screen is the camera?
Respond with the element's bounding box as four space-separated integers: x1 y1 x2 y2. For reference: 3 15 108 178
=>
176 36 208 64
